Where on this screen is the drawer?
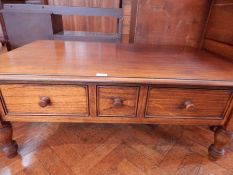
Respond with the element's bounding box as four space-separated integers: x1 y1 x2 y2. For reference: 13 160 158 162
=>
146 88 231 119
0 85 88 115
97 86 139 117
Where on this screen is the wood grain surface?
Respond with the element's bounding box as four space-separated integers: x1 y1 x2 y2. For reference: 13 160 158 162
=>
0 40 232 84
146 87 231 119
134 0 211 47
48 0 120 33
214 0 233 3
0 84 88 115
1 122 233 175
203 39 233 61
97 86 139 117
205 3 233 45
0 2 233 163
203 0 233 61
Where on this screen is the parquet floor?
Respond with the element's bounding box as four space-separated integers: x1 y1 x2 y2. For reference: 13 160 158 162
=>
0 123 233 175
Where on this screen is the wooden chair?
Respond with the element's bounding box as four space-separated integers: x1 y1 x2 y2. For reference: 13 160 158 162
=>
0 0 46 50
2 4 123 49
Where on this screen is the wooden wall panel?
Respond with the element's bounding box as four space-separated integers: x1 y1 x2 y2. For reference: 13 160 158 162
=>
134 0 211 47
205 3 233 45
48 0 120 34
204 39 233 61
214 0 233 4
203 0 233 61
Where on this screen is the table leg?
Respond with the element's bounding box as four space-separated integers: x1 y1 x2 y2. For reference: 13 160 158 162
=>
208 127 233 160
0 121 18 158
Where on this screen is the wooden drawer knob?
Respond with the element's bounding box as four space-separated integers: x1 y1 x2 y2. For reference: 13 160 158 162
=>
184 100 195 111
39 96 51 108
113 98 123 107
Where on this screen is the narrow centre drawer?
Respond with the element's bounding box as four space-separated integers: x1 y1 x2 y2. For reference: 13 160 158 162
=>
0 84 89 115
97 86 139 117
146 87 231 119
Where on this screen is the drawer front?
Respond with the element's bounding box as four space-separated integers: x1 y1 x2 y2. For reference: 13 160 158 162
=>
0 85 88 115
97 86 139 117
146 88 231 119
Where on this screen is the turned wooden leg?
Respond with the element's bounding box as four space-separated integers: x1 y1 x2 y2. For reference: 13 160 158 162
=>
209 126 219 132
208 127 233 160
0 121 18 158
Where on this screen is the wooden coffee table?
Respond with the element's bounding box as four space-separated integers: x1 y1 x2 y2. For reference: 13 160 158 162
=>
0 40 232 160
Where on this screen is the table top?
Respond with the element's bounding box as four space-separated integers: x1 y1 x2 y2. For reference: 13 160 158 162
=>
0 40 232 86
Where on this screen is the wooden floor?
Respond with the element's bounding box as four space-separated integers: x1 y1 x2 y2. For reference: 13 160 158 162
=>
0 123 233 175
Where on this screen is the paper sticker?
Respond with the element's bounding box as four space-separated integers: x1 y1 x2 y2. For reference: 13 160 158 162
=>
96 73 108 77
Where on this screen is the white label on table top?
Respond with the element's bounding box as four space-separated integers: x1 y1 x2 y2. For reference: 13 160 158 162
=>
96 73 108 77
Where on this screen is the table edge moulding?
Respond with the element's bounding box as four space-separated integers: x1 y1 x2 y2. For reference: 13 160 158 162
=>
0 40 233 160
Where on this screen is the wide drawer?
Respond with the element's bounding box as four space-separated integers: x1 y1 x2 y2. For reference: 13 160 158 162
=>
146 87 231 119
97 86 139 117
0 84 88 115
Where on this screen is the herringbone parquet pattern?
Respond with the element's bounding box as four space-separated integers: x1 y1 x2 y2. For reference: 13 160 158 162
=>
0 123 233 175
